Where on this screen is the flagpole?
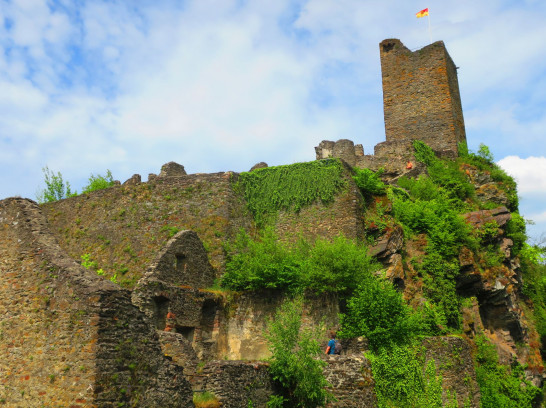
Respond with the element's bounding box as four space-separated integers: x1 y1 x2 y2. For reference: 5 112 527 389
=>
427 12 432 43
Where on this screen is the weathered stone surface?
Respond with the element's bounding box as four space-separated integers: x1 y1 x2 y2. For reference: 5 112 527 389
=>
324 354 377 407
123 173 141 185
159 161 187 178
463 206 511 228
0 198 194 407
147 229 215 288
422 337 481 408
368 225 403 260
315 139 364 167
250 162 268 171
201 361 277 408
380 39 466 156
475 183 510 207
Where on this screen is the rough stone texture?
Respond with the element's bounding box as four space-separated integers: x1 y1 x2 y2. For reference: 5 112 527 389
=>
380 39 466 156
159 161 187 178
274 163 366 244
250 162 268 171
315 139 366 168
42 171 251 287
463 206 511 228
224 291 340 360
146 229 215 288
201 361 277 408
123 173 141 186
323 354 377 407
422 337 481 408
0 198 193 407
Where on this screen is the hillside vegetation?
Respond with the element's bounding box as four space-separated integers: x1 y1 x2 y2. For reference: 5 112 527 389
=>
224 142 545 407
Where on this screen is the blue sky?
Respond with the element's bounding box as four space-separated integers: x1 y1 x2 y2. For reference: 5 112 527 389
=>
1 0 545 242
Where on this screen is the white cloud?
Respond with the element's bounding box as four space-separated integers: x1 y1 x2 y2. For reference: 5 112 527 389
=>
497 156 546 194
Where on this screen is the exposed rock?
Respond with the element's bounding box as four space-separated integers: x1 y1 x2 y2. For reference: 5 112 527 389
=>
475 183 510 207
148 173 158 182
123 173 141 186
159 161 187 178
463 206 511 228
250 162 268 171
368 225 404 260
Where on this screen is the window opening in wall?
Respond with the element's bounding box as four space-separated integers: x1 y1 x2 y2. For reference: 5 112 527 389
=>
176 326 195 343
152 295 170 330
176 253 188 273
200 299 217 341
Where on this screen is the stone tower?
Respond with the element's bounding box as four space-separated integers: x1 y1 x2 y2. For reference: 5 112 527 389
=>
379 39 466 156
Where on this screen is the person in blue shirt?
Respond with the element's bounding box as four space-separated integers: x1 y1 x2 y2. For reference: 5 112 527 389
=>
325 331 337 355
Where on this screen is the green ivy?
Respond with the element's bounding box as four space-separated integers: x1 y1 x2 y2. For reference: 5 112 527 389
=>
474 335 541 407
235 159 347 226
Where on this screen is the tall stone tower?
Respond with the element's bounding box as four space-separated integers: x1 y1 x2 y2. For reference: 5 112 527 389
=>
379 39 466 156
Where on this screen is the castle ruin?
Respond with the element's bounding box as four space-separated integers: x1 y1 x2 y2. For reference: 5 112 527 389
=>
316 39 467 175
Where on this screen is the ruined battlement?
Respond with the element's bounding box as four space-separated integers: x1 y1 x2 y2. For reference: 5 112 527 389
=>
316 39 467 176
380 39 466 154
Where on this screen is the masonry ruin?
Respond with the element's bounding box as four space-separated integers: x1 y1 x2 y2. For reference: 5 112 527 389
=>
316 39 467 176
0 38 540 407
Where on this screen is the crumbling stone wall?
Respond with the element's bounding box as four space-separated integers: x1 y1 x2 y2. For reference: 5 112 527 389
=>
0 198 193 407
201 361 277 408
42 170 251 287
380 38 466 156
274 161 366 243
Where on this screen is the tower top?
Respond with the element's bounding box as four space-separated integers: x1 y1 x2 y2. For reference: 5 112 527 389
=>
379 38 466 156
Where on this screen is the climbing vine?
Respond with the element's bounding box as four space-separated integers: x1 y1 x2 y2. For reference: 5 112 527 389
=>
235 159 346 226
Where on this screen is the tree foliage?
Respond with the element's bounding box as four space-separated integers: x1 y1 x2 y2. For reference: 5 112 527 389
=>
265 297 333 408
36 166 77 203
82 169 115 193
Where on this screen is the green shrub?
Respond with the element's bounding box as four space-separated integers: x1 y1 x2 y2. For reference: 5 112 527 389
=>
265 297 333 407
82 170 115 193
397 175 441 201
235 159 346 226
412 141 474 203
36 166 77 203
301 235 379 295
352 167 386 198
221 228 304 293
221 229 378 295
339 276 419 350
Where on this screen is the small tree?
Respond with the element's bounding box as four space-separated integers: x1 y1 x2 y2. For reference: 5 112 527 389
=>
82 169 115 194
36 166 76 203
265 297 333 407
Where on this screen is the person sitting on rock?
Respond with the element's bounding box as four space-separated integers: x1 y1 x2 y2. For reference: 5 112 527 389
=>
325 331 337 355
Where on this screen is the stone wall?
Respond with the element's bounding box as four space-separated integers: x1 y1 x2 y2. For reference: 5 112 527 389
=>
0 198 194 407
380 38 466 156
274 161 366 243
42 171 251 288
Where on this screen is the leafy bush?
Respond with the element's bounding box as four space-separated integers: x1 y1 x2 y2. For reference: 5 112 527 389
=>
36 166 77 203
352 167 386 198
235 159 346 226
339 276 419 350
265 298 333 407
418 253 461 329
221 229 378 295
82 169 115 193
221 228 304 293
413 141 474 202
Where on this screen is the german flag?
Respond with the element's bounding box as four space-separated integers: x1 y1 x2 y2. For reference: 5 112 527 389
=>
416 8 429 18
